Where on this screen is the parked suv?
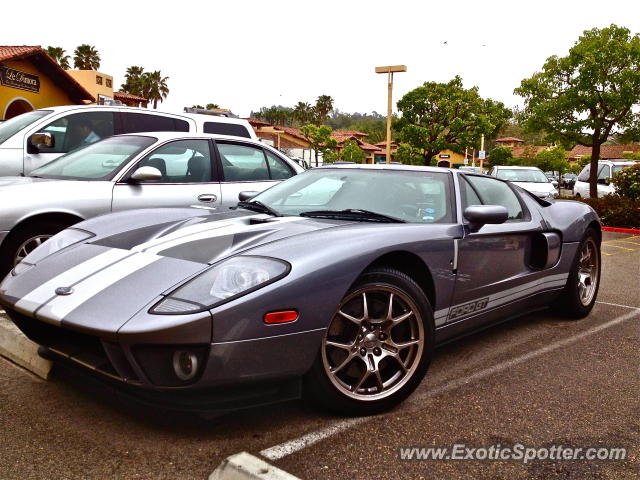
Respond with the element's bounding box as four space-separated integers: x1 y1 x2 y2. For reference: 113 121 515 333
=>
573 159 636 198
0 105 256 176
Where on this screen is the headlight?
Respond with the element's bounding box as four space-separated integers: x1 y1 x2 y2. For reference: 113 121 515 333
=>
151 256 290 314
11 228 94 276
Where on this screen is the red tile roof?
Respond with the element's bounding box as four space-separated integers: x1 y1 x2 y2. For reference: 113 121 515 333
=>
333 130 368 137
567 144 640 159
244 117 271 127
114 91 147 101
0 45 94 103
511 145 549 157
496 137 524 143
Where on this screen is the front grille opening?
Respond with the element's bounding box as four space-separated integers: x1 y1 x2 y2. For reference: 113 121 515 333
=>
6 308 139 384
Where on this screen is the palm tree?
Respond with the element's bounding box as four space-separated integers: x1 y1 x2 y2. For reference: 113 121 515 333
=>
45 46 70 69
314 95 334 125
120 66 145 96
73 44 100 70
141 71 169 109
294 101 313 125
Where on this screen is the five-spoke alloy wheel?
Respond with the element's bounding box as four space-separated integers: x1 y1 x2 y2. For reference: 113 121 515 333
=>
306 267 433 415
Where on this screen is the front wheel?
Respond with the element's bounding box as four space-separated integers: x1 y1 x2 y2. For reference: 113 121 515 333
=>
304 267 434 415
554 228 601 318
0 220 75 278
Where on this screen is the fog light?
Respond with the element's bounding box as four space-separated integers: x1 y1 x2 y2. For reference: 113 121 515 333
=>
172 350 199 381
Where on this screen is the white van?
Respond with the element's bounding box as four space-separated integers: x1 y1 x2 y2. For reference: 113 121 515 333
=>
0 105 256 176
573 159 636 198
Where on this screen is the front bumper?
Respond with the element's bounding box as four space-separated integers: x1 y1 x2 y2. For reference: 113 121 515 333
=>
5 306 324 411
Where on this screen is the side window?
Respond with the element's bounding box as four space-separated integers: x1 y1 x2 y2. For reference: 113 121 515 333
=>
217 143 270 181
203 122 251 138
459 176 483 211
121 113 188 134
597 165 610 180
37 111 114 153
577 165 590 182
265 151 294 180
134 139 212 183
465 175 525 221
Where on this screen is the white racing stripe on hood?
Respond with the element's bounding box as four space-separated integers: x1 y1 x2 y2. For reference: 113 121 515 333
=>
134 216 305 255
14 249 131 316
35 252 162 326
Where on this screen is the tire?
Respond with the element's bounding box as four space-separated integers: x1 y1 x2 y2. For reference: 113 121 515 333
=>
304 267 434 415
0 220 75 279
554 228 601 318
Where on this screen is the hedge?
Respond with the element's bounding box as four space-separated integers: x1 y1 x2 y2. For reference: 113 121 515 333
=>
559 195 640 229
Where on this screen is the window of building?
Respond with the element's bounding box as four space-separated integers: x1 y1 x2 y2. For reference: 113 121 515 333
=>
96 75 103 85
105 78 112 88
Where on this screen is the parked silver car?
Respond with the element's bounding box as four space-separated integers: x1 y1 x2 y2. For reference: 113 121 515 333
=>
0 132 303 276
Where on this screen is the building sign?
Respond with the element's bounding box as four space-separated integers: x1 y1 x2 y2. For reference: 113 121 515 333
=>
0 67 40 93
439 154 451 159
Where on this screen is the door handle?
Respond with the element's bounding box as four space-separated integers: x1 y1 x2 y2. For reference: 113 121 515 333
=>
198 194 217 203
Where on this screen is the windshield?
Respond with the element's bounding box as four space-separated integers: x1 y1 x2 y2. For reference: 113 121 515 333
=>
496 168 549 183
0 110 52 145
30 135 156 180
248 168 454 223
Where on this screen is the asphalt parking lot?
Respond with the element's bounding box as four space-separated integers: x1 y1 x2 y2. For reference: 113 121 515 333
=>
1 232 638 480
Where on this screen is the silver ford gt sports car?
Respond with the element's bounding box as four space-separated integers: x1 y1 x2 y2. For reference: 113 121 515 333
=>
0 165 601 415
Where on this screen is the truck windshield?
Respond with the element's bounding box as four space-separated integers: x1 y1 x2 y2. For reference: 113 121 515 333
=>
0 110 52 145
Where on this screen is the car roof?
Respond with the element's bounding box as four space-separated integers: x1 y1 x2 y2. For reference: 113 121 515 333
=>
316 163 454 174
493 165 542 170
116 131 262 142
599 159 636 165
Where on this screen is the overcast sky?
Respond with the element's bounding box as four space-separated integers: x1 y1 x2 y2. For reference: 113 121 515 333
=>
4 0 639 117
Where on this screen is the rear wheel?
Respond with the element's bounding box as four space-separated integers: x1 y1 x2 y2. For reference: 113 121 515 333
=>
305 267 434 415
555 228 601 318
0 220 76 278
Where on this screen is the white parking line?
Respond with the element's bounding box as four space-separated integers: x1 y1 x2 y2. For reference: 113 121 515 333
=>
260 308 640 461
596 301 640 310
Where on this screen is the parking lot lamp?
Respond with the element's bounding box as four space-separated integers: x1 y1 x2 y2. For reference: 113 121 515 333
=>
375 65 407 164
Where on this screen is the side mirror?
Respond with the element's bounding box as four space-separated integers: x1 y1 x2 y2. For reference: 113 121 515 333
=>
464 205 509 231
28 132 54 153
238 191 258 201
130 166 162 182
551 180 558 188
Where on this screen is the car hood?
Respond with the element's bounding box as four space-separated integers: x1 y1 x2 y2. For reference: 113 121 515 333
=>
512 181 556 195
0 210 350 336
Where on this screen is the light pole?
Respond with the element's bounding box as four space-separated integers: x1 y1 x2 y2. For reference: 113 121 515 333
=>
375 65 407 164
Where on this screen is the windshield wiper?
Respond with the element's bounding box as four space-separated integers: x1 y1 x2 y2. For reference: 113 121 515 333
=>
299 209 406 223
237 200 281 217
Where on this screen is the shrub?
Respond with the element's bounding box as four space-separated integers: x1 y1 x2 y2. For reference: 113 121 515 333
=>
612 163 640 201
562 195 640 229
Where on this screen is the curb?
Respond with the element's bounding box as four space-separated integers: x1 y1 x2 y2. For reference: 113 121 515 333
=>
602 226 640 235
209 452 301 480
0 312 52 379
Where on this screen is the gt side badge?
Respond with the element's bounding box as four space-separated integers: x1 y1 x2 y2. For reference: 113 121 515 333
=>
55 286 74 296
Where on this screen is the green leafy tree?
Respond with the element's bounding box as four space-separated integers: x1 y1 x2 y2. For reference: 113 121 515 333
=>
395 143 432 166
73 44 100 70
141 71 169 109
395 76 512 166
120 66 146 97
313 95 334 125
45 46 70 69
206 103 220 110
300 124 338 166
339 140 366 163
486 146 513 168
515 25 640 197
535 147 569 174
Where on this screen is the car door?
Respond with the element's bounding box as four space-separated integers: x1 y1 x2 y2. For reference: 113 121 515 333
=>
446 174 550 330
111 138 222 212
214 141 295 206
23 110 116 173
